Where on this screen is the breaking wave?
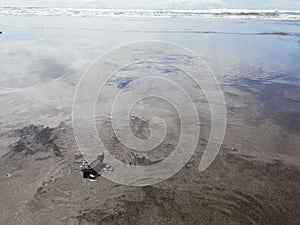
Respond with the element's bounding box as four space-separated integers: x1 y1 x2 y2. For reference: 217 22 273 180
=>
1 7 300 20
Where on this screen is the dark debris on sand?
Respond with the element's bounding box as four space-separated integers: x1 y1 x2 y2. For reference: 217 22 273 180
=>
7 124 64 158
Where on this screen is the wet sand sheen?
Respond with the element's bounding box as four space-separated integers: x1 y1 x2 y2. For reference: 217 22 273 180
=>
0 14 300 225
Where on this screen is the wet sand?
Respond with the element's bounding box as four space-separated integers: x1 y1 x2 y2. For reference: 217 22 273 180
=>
0 120 299 225
0 15 300 224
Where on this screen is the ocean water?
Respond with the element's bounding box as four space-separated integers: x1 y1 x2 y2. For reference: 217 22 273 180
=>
0 8 300 162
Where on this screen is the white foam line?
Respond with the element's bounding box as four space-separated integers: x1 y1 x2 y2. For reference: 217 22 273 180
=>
1 8 300 20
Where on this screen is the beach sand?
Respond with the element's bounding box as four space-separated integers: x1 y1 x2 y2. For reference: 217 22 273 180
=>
0 14 300 225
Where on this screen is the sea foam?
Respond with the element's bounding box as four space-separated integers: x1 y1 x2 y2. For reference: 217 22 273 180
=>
1 8 300 20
